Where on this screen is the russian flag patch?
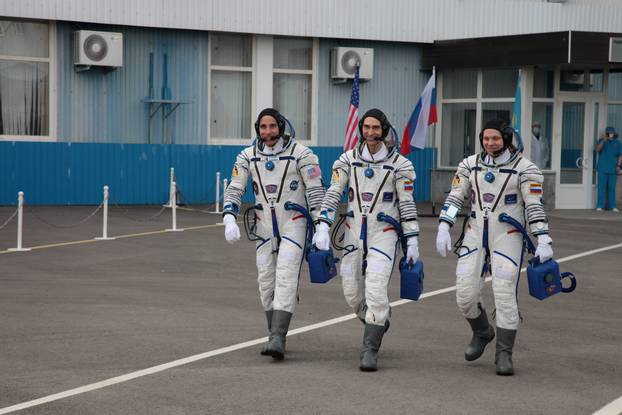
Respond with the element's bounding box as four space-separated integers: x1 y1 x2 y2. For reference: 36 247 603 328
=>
529 183 542 194
404 180 414 191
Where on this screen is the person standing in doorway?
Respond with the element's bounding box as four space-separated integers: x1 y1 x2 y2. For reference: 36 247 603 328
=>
530 121 550 170
595 126 622 212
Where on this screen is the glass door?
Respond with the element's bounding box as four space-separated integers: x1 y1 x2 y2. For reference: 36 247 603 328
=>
554 97 600 208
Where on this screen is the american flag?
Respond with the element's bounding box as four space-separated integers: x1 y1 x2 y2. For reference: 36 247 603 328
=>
343 66 360 151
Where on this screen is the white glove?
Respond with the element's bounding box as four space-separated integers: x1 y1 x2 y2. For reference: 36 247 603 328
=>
313 222 330 251
406 237 419 264
535 234 553 262
436 222 452 257
223 214 240 244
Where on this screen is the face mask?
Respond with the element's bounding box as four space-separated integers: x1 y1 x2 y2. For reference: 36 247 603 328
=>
532 127 541 136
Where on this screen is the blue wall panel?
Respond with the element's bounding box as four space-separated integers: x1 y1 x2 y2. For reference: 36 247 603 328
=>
56 23 210 145
1 142 434 205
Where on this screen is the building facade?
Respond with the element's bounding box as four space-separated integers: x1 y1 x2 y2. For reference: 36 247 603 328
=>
2 0 622 207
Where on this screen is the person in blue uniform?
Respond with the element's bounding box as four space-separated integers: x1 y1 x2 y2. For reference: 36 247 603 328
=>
595 126 622 212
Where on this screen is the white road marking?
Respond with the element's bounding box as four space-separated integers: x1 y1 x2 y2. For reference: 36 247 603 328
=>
0 241 621 414
592 396 622 415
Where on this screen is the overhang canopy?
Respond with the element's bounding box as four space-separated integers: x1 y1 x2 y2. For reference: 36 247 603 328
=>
422 31 622 69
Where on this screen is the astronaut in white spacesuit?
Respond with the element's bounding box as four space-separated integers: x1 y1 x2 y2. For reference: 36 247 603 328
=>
435 119 554 376
222 108 325 360
314 108 420 372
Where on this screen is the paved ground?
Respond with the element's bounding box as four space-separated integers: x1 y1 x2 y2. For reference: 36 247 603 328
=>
0 203 621 414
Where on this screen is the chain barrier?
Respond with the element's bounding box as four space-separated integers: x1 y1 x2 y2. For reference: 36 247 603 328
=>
111 202 168 222
176 184 219 213
28 203 103 229
0 208 19 230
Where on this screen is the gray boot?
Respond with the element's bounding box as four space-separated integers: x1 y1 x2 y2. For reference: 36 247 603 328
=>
359 323 386 372
465 304 495 361
495 328 517 376
264 310 293 360
357 304 390 334
260 309 274 356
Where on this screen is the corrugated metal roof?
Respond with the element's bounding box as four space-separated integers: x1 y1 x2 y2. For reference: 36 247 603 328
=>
2 0 622 44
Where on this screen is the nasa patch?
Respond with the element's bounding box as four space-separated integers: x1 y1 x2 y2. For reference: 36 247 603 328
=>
504 194 517 205
290 180 299 191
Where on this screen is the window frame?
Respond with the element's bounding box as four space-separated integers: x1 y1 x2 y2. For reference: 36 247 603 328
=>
208 33 318 146
272 36 318 145
0 19 56 142
207 32 256 145
436 68 517 168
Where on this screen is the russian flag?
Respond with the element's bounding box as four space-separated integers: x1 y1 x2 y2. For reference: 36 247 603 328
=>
401 69 437 155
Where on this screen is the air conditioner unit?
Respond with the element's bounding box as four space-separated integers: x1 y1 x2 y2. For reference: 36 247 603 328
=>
563 71 584 85
74 30 123 67
331 47 373 80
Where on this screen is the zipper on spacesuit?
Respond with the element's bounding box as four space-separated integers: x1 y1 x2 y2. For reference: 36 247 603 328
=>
361 214 368 276
482 207 491 275
270 206 281 253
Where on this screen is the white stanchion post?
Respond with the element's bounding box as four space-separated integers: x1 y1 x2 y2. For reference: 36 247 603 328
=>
164 167 175 207
95 185 115 240
166 181 184 232
210 171 222 214
8 191 31 252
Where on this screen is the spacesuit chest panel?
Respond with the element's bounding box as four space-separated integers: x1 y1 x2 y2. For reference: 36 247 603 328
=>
472 156 522 213
250 144 301 207
350 156 397 215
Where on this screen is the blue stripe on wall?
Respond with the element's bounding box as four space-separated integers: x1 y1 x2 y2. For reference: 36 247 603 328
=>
0 142 435 205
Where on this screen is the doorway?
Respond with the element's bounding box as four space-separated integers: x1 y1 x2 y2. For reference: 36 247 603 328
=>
554 95 601 208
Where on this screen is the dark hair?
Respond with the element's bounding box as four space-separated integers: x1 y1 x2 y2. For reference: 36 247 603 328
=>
254 108 285 137
358 108 392 140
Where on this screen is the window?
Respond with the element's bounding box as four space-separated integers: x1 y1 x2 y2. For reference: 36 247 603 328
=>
209 33 253 140
560 69 603 92
608 69 622 100
533 68 554 98
273 37 313 141
0 19 50 137
530 102 553 170
482 69 517 98
440 102 476 167
439 68 518 167
442 69 477 99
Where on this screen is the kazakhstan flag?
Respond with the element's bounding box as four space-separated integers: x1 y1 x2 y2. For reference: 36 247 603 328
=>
512 72 524 151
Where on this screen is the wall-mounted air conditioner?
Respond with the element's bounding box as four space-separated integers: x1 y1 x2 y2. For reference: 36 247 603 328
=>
74 30 123 67
331 47 373 80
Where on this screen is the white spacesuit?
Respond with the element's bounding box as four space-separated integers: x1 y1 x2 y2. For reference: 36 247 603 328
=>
530 122 550 170
314 108 419 371
223 108 325 360
436 119 553 376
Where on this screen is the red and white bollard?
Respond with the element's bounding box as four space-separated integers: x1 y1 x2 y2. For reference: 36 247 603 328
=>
8 191 31 252
95 185 115 240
